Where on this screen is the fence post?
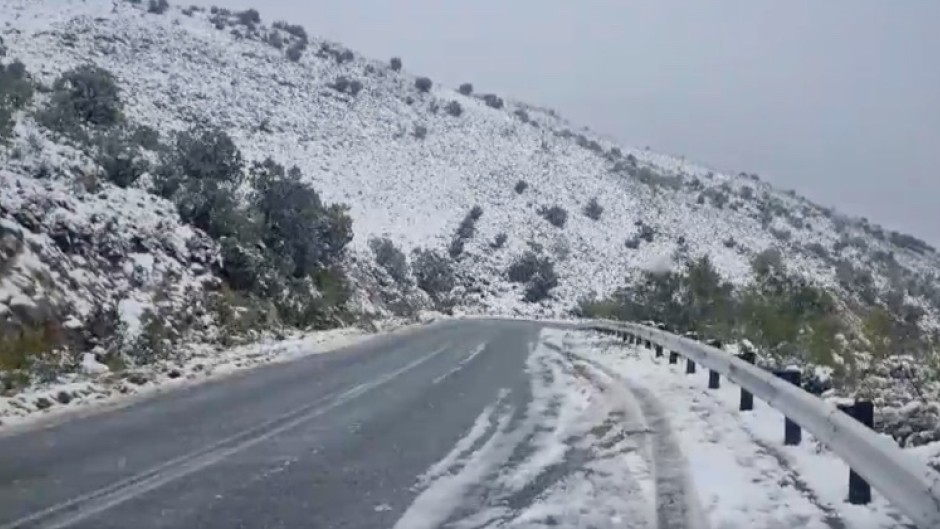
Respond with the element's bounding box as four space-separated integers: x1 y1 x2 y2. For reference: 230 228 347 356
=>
655 344 663 358
645 339 652 350
669 351 678 365
774 368 802 445
686 358 696 374
739 351 755 411
838 401 873 505
708 370 720 389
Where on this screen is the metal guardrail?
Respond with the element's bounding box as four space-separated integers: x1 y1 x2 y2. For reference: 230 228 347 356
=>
589 320 940 529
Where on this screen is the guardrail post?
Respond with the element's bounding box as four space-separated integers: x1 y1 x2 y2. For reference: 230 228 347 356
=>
655 344 663 358
739 351 755 411
644 339 652 349
686 358 696 374
668 351 678 364
708 370 720 389
838 401 873 505
774 369 802 445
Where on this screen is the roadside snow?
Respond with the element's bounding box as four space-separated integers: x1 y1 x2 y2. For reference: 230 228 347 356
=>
569 330 918 529
0 327 370 432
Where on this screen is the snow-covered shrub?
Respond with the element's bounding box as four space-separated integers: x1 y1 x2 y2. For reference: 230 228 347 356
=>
514 180 528 194
413 249 455 297
445 100 462 117
413 124 427 139
458 83 473 95
370 237 410 286
447 237 464 259
415 77 432 93
539 205 567 228
583 197 603 221
390 57 402 71
147 0 169 15
514 109 530 123
491 232 507 249
266 32 284 49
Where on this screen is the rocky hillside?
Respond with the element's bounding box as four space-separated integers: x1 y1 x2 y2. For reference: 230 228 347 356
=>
2 0 940 440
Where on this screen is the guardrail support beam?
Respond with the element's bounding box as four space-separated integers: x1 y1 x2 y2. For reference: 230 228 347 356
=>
655 344 663 358
739 351 756 411
686 358 696 374
838 401 874 505
775 369 802 445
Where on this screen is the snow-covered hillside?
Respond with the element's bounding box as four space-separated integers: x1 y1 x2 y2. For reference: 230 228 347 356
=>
3 0 939 319
3 0 940 428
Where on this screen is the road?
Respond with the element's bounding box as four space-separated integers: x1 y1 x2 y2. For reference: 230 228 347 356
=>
0 320 682 529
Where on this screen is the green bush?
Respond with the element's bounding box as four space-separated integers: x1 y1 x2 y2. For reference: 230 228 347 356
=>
0 60 35 140
415 77 432 93
539 205 567 228
390 57 402 72
38 65 123 139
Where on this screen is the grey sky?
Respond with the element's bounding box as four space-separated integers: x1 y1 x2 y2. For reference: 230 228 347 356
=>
204 0 940 245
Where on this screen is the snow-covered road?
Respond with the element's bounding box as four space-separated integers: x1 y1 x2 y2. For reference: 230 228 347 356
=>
0 322 918 528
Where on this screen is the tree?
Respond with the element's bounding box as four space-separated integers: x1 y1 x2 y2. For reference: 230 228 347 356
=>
539 205 568 228
458 83 473 95
44 65 124 130
413 249 454 297
370 237 410 285
390 57 402 71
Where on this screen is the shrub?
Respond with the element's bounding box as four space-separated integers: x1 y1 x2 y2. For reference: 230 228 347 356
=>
514 180 528 194
415 77 432 93
413 124 427 139
251 158 352 276
286 41 306 62
491 232 507 249
508 251 558 302
445 100 462 117
482 94 503 109
513 109 529 123
338 50 354 64
237 8 260 26
609 147 623 159
266 32 284 49
369 237 410 285
539 205 567 228
154 127 245 237
390 57 402 71
740 186 754 200
458 83 473 95
752 248 784 277
130 124 161 151
583 197 603 220
508 251 541 283
413 249 455 297
147 0 169 14
447 237 465 259
95 129 149 188
769 227 792 242
0 60 35 140
43 65 123 133
273 21 308 42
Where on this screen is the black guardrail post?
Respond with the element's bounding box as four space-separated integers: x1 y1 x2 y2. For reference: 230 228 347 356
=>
838 401 873 505
739 351 755 411
774 368 802 445
708 370 720 389
644 339 652 349
668 351 678 364
686 358 696 374
654 344 663 358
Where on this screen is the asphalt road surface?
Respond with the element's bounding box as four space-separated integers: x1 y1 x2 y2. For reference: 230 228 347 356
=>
0 320 583 529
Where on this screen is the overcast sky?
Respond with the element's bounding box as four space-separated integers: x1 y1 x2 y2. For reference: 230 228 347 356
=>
204 0 940 245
